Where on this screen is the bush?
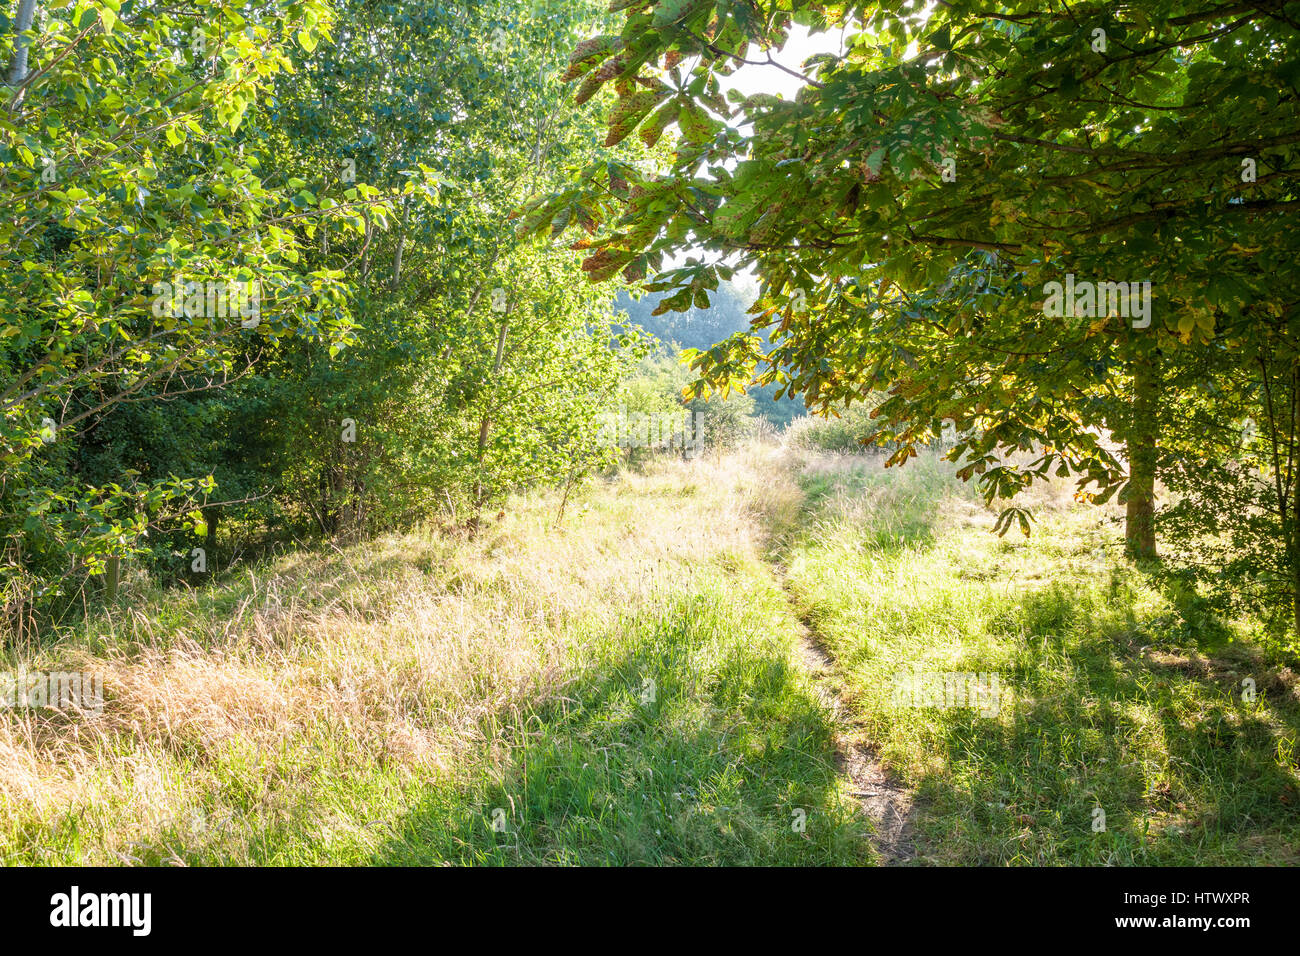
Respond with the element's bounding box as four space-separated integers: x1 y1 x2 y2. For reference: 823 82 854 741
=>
783 400 885 454
687 392 757 452
616 349 757 460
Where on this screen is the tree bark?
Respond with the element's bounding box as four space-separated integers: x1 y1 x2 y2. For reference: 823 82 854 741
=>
1292 543 1300 643
471 315 510 531
104 555 121 604
1125 351 1158 560
390 199 410 290
1260 355 1300 641
6 0 38 87
331 466 349 536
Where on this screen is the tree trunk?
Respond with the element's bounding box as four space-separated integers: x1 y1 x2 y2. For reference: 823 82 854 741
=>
1125 352 1158 560
390 199 410 290
472 315 510 530
105 555 121 604
6 0 38 87
1261 356 1300 642
359 212 372 281
1292 555 1300 644
331 467 349 536
202 504 220 550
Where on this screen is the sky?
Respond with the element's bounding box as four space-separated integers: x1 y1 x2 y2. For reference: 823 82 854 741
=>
661 25 842 277
722 23 844 101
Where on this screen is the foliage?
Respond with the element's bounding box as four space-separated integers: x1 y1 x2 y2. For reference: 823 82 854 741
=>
0 0 650 635
618 347 754 460
614 275 754 351
250 0 649 535
615 274 806 426
528 0 1300 626
0 0 373 622
1158 332 1300 645
783 400 884 455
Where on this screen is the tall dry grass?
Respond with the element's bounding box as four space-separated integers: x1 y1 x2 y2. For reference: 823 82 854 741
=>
0 442 862 865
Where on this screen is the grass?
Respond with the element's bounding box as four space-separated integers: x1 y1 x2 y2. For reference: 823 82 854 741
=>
4 441 1297 866
780 449 1300 865
0 449 869 865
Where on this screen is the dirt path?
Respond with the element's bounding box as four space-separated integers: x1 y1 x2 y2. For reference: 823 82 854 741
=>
777 570 919 865
742 446 918 863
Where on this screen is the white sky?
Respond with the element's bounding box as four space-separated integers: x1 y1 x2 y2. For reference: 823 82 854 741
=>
722 23 844 101
660 7 933 285
663 25 846 280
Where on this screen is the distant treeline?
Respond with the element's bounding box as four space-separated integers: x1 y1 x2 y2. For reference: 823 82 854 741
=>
612 280 809 428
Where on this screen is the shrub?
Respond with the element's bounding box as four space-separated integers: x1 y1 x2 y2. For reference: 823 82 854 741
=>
783 400 885 454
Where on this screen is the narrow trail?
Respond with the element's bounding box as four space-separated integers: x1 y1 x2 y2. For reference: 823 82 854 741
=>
743 447 919 864
739 448 918 864
776 574 919 866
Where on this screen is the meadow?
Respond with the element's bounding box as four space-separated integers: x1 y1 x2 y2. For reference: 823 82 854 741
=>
5 436 1295 865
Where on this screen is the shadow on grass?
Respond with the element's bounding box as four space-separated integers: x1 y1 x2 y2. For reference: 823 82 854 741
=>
899 583 1300 864
771 452 1300 864
369 619 874 866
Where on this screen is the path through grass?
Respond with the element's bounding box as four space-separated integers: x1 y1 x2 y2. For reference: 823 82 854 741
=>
9 443 1294 866
780 450 1300 865
2 449 870 865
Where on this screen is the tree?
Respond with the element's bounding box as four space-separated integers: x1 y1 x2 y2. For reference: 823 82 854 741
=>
1159 308 1300 645
251 0 649 535
0 0 384 621
524 0 1300 567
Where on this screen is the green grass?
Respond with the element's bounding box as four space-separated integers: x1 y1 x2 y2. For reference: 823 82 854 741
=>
2 451 870 866
7 445 1296 866
781 452 1300 865
374 582 868 865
